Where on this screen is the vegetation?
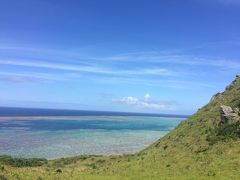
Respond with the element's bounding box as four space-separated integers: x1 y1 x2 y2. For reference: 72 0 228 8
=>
0 76 240 179
207 121 240 145
0 156 47 167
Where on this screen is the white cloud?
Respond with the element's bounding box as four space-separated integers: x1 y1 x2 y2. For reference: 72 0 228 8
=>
114 94 173 110
119 96 139 105
144 93 151 100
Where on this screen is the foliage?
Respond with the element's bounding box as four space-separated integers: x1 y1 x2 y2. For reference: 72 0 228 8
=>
207 121 240 145
0 156 47 167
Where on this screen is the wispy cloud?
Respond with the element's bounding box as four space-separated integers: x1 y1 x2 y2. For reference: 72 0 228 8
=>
106 52 240 69
1 44 240 72
0 59 110 73
113 94 174 110
2 44 240 69
0 99 92 110
0 59 176 77
0 71 66 82
0 75 33 83
0 44 239 89
0 64 212 89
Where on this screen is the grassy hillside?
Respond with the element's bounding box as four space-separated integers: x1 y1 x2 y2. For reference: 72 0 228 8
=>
1 76 240 180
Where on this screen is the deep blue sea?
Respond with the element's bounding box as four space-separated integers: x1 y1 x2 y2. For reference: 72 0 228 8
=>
0 107 187 159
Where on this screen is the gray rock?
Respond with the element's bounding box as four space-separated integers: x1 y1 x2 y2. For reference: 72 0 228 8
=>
220 105 237 124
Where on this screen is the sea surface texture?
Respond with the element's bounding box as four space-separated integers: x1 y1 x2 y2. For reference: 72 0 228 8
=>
0 109 184 159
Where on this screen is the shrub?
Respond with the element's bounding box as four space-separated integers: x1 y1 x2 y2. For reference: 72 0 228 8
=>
56 169 62 173
0 166 4 171
0 156 47 167
207 121 240 145
88 163 97 169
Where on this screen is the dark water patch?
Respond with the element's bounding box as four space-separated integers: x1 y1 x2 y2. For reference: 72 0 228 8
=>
0 107 189 118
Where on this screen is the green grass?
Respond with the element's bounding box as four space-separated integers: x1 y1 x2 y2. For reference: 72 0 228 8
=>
1 76 240 179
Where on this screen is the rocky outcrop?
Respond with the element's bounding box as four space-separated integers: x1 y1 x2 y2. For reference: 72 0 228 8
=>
210 75 240 103
210 92 221 102
225 75 240 91
220 105 239 124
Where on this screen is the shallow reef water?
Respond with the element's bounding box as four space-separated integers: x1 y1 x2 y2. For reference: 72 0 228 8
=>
0 116 183 159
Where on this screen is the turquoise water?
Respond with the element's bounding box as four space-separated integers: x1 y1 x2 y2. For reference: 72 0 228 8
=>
0 116 183 159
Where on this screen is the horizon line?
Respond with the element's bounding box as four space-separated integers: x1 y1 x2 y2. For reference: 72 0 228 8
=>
0 106 190 118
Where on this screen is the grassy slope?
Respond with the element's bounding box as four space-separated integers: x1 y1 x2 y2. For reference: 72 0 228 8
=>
1 76 240 180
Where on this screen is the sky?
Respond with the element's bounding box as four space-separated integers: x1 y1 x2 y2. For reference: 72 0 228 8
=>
0 0 240 115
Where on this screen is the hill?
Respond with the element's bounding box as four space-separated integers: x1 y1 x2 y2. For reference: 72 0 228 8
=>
1 76 240 180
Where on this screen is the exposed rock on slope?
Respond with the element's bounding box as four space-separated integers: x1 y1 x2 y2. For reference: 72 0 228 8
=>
210 92 221 102
220 105 238 124
225 74 240 91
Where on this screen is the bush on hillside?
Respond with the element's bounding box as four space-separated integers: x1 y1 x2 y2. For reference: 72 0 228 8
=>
0 156 47 167
207 121 240 145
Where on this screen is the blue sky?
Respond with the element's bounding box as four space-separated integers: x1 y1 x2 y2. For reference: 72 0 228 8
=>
0 0 240 114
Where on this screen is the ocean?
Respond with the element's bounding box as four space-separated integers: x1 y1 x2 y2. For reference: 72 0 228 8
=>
0 107 187 159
